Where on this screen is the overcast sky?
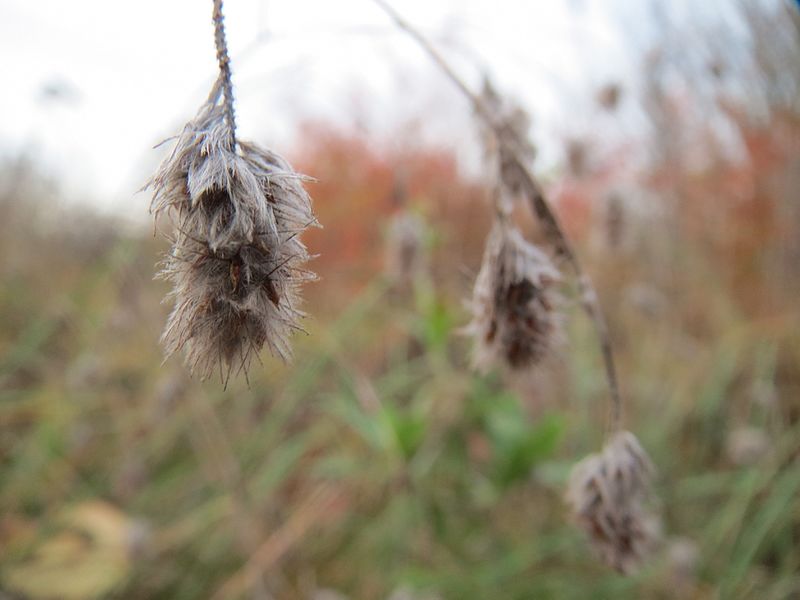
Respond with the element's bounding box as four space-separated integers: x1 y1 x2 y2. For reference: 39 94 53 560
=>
0 0 728 220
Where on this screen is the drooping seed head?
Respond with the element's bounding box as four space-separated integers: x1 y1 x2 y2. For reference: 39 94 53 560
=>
596 82 622 112
665 536 700 593
565 431 660 574
385 210 426 286
467 223 560 372
725 426 770 466
148 85 318 382
565 138 589 178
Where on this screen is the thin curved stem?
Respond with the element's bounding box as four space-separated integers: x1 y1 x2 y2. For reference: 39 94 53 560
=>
371 0 623 433
212 0 237 147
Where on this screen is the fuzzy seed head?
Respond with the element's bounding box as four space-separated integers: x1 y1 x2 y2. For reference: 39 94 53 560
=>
665 536 700 591
385 210 426 286
597 82 622 112
566 139 589 178
566 431 660 574
149 87 318 381
467 224 560 372
726 426 770 466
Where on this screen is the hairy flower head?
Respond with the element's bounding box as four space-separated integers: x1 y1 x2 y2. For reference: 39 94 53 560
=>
149 83 317 381
566 431 660 574
385 210 426 286
467 223 560 372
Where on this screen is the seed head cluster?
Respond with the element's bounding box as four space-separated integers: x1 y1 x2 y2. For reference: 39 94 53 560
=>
149 85 317 381
467 223 560 372
565 431 660 574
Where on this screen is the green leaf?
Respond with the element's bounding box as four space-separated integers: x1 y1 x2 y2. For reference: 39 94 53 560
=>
491 414 564 489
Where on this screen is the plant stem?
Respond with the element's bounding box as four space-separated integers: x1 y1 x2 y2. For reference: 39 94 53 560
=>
212 0 237 147
186 390 270 599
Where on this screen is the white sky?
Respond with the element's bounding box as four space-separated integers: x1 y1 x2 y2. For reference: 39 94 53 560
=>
0 0 664 220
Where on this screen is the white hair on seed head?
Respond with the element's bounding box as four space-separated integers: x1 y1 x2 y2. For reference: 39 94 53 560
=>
566 431 660 574
148 81 318 382
466 223 561 372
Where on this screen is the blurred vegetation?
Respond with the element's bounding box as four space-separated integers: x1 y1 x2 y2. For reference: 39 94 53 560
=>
2 2 800 599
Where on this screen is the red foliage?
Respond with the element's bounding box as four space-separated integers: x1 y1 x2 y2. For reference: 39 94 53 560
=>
290 121 488 304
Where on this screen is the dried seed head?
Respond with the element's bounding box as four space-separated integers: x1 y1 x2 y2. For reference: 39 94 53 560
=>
604 192 626 250
566 431 660 574
726 426 770 466
596 82 622 112
565 138 589 178
149 84 318 381
665 536 700 592
385 210 426 286
467 224 560 372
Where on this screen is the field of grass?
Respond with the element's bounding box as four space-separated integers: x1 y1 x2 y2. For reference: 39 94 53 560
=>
1 144 798 600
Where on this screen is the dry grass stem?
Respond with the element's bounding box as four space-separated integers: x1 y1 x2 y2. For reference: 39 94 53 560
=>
211 484 345 600
479 79 536 196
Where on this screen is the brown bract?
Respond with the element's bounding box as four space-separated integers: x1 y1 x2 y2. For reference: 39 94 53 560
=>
148 85 318 382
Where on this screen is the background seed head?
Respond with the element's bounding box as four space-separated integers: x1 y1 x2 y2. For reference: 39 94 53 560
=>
566 431 660 574
467 223 561 372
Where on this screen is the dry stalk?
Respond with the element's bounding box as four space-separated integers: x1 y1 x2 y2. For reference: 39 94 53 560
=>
371 0 622 433
184 390 270 598
213 0 237 145
211 484 345 600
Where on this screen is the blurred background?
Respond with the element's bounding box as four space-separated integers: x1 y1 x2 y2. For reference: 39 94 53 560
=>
1 0 799 598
